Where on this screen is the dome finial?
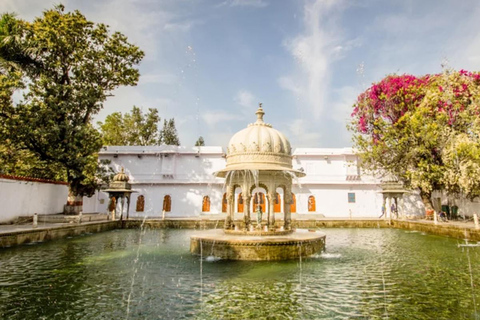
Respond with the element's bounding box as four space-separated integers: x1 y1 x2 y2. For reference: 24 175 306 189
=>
255 103 265 123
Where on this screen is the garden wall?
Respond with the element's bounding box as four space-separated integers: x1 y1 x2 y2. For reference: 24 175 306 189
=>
0 175 68 223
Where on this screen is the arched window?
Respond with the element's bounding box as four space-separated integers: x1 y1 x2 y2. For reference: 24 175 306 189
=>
274 193 281 213
163 195 171 212
290 193 296 213
253 192 266 213
202 196 211 212
237 193 244 213
136 195 145 212
308 195 316 212
222 193 227 213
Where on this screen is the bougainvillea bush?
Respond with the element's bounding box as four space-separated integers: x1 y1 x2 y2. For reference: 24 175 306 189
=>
350 70 480 207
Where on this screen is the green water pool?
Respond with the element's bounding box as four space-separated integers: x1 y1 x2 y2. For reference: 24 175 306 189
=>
0 228 479 319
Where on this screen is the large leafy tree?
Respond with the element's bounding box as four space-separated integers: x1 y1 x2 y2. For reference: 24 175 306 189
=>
0 5 144 198
98 106 161 146
350 70 480 208
159 118 180 146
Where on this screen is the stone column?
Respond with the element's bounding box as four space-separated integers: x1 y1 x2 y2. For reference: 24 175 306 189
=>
243 193 251 230
224 186 233 230
393 196 399 219
381 196 386 219
120 196 125 221
385 196 391 221
126 194 131 220
268 191 275 230
284 190 292 230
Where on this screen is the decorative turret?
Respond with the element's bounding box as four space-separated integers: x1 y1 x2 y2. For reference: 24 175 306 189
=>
380 174 404 192
113 167 130 182
106 167 132 192
103 167 136 221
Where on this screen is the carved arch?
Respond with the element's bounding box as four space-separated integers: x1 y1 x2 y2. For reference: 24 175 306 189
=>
274 193 281 213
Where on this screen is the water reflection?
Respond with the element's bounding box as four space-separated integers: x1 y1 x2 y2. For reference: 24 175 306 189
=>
0 229 478 319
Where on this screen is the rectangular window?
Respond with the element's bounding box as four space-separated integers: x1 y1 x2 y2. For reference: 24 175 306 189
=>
348 192 356 203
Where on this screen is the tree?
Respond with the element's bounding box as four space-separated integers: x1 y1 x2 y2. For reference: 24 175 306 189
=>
349 70 480 208
195 136 205 146
0 5 144 200
159 118 180 146
98 106 161 146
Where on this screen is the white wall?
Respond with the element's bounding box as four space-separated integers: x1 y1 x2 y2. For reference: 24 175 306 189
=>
83 184 225 217
90 146 480 219
293 184 383 217
0 177 68 223
431 190 480 217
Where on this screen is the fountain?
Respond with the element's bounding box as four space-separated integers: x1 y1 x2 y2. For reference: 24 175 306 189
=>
190 104 326 260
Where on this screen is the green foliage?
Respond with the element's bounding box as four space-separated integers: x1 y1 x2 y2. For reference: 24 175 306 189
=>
350 69 480 204
98 106 161 146
0 5 144 196
195 136 205 146
159 118 180 146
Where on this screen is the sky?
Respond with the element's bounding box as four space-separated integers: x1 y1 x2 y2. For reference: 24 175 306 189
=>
4 0 480 148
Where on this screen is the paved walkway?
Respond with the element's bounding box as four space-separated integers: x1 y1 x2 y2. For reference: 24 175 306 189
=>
0 220 112 234
1 216 478 236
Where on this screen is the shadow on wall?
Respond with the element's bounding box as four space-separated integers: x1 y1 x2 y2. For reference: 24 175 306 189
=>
402 191 426 217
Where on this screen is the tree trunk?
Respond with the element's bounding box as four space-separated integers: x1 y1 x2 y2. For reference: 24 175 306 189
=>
420 191 434 219
64 187 83 214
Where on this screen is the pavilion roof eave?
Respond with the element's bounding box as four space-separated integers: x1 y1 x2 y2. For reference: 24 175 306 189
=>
102 189 137 193
378 189 409 194
214 167 305 178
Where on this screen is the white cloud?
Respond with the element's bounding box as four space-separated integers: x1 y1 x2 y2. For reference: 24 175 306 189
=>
204 129 233 148
97 86 173 120
278 77 302 96
287 119 322 147
234 90 257 110
85 0 173 60
164 20 203 32
329 86 358 123
140 73 179 85
282 0 346 120
202 111 237 126
218 0 269 8
450 6 480 70
1 0 57 20
230 0 268 7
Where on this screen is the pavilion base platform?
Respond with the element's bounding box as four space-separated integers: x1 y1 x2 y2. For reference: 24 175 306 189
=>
190 229 326 261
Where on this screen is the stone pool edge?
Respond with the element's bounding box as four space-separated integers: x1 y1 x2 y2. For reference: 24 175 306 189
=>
1 218 479 248
0 221 120 248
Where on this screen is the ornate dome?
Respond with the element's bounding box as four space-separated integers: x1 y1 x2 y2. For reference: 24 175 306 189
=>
216 104 304 177
113 167 130 182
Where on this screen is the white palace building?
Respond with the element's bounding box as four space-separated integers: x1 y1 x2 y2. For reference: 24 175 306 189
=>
82 107 478 220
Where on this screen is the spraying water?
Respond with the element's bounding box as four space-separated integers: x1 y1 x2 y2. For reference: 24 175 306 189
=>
126 215 148 319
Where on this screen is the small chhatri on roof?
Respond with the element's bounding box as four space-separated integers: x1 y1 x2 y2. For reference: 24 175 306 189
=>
112 167 130 183
104 167 134 193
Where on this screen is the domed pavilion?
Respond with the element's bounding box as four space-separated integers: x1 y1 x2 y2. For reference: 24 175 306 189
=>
191 104 325 260
216 104 305 231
